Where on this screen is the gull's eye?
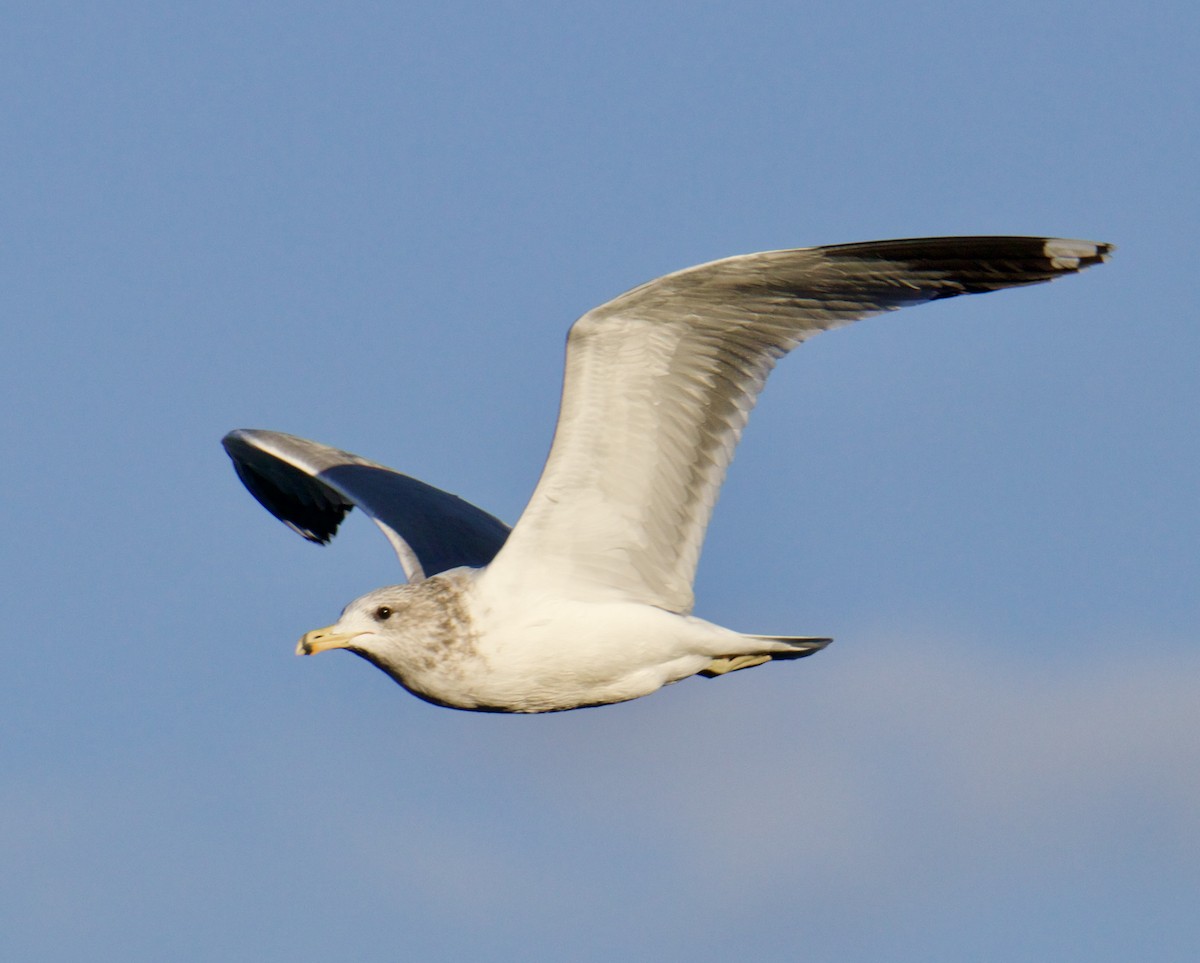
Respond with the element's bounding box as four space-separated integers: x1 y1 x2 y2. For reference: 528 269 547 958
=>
374 606 393 621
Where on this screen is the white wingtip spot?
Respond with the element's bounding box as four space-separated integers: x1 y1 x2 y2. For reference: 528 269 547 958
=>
1043 238 1114 270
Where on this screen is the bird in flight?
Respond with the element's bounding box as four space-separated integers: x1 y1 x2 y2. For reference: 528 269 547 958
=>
224 236 1111 712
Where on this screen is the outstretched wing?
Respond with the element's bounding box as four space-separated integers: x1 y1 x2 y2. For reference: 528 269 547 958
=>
222 429 510 582
485 236 1112 613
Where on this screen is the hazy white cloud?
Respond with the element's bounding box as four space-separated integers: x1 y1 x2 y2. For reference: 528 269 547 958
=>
5 637 1196 960
494 636 1200 913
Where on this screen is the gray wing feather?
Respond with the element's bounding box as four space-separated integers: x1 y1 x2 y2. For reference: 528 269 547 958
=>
487 236 1112 613
222 429 510 582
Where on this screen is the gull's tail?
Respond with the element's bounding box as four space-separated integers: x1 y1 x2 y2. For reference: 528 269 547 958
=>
699 635 832 677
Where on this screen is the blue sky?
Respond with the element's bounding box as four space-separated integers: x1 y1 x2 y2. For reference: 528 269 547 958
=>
3 2 1197 960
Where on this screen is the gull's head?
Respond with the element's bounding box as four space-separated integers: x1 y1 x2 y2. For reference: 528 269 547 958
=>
295 569 480 709
297 584 420 658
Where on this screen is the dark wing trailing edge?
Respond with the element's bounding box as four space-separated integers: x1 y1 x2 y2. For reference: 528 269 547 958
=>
221 429 510 582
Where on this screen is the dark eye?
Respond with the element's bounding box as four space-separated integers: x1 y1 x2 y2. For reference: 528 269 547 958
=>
374 606 392 621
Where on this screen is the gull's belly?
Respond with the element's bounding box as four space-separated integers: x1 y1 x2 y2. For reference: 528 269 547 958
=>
411 598 719 713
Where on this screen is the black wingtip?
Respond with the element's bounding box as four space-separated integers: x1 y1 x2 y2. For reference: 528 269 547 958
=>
222 431 353 544
816 235 1113 301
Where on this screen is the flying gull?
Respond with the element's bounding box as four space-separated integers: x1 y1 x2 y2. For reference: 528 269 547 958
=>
223 236 1111 712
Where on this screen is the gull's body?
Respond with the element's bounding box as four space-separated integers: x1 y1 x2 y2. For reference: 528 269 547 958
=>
300 567 792 713
223 236 1111 712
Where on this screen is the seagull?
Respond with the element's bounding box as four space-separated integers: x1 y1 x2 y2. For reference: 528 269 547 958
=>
223 236 1111 712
